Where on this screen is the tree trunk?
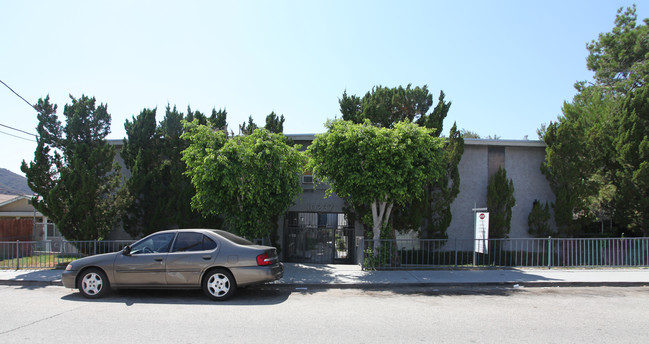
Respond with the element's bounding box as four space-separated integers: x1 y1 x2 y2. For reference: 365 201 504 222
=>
371 199 393 258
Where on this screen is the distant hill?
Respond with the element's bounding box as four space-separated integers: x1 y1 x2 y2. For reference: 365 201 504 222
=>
0 168 33 195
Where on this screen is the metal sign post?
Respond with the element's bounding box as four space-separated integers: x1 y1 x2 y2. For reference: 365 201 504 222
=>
472 207 489 266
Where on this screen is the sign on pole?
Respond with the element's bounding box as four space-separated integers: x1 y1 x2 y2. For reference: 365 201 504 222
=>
474 212 489 254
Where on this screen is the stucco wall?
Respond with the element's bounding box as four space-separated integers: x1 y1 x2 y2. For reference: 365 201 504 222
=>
505 146 555 238
447 140 555 245
106 137 556 251
0 197 33 213
447 143 489 242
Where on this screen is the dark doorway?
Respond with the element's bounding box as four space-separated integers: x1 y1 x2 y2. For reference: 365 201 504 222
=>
284 212 354 264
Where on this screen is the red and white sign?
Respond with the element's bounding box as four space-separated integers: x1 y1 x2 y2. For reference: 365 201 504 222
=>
475 212 489 254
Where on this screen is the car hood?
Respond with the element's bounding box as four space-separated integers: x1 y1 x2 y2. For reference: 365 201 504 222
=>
68 251 120 269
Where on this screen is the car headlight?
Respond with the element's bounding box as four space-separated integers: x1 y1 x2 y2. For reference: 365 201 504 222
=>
65 263 73 271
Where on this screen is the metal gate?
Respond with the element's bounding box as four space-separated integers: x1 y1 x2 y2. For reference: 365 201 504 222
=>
284 212 354 264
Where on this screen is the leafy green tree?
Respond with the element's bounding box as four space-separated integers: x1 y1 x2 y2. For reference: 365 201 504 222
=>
487 167 515 238
21 95 129 240
614 85 649 236
306 119 445 242
424 123 464 238
122 105 224 237
586 5 649 94
157 106 208 229
265 111 285 133
460 129 481 139
209 108 228 133
21 96 60 203
541 6 649 236
185 105 208 125
159 105 217 230
121 107 166 236
338 90 362 123
182 125 304 240
339 85 462 239
418 90 452 137
541 87 618 236
239 115 258 135
340 84 437 130
393 122 464 239
541 87 618 235
528 200 553 237
340 84 450 133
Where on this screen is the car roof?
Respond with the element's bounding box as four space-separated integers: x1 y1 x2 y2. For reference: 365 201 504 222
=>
148 229 254 245
152 228 215 234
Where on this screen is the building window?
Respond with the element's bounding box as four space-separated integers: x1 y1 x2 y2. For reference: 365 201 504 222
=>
302 174 314 184
287 212 348 229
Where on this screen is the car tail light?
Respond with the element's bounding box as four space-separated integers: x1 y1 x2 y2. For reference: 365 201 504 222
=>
257 253 272 266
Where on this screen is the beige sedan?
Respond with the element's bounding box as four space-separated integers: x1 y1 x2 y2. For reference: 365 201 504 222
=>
62 229 283 300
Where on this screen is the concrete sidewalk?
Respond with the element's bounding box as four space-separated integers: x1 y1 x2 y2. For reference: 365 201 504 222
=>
279 264 649 288
2 264 649 288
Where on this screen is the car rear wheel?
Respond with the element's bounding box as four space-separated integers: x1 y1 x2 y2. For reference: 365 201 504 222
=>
78 268 110 299
203 269 236 301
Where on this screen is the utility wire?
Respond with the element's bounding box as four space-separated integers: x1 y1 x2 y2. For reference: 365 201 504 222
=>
0 123 37 138
0 129 37 142
0 78 38 111
0 78 40 141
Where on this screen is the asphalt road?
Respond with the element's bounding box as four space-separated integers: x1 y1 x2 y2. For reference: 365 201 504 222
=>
1 285 648 343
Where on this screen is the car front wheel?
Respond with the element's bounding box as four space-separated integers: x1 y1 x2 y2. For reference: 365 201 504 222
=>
203 269 237 301
78 268 110 299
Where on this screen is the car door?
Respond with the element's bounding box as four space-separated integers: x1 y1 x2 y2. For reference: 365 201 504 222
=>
165 232 218 286
113 232 176 286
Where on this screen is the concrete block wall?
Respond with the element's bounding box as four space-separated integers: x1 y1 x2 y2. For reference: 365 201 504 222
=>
447 139 555 245
106 137 556 252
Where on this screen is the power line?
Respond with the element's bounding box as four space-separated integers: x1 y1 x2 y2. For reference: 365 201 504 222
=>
0 129 37 143
0 78 37 111
0 78 40 140
0 123 37 138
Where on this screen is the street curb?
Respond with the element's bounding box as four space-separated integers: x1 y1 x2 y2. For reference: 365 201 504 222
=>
1 280 647 289
257 281 649 290
0 280 63 287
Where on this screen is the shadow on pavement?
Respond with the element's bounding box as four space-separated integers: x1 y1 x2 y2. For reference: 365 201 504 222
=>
60 286 290 306
279 284 527 297
384 285 526 297
282 263 562 285
5 270 62 290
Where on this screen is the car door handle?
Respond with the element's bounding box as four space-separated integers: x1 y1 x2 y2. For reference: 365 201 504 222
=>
202 256 211 260
154 258 163 262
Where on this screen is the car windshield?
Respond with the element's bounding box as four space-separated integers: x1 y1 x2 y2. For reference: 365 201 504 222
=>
211 230 254 246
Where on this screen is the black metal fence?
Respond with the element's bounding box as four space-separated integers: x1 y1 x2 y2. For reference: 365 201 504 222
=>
3 237 648 270
361 237 649 270
0 239 134 270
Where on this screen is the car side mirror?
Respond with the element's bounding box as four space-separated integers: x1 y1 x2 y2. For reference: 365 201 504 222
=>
122 245 132 256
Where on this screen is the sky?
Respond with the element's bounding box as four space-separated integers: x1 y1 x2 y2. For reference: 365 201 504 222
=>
1 0 647 175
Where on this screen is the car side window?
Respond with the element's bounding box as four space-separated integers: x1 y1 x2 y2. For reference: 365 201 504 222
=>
202 235 217 251
130 233 176 254
172 232 217 252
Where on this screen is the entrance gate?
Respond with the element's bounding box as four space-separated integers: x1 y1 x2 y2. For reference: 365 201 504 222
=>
284 212 354 264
